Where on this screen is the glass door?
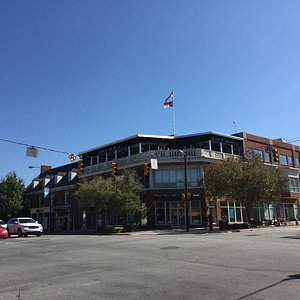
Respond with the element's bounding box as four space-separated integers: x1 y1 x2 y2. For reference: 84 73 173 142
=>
171 201 185 228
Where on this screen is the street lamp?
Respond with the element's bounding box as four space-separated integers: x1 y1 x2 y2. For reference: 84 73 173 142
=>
179 150 189 232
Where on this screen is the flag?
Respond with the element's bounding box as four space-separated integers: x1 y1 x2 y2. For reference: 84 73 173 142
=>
164 91 174 108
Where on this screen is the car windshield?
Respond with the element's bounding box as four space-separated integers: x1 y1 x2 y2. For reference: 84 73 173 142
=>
19 219 36 224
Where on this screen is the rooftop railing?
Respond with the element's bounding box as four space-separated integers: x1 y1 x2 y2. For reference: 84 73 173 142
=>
84 148 241 175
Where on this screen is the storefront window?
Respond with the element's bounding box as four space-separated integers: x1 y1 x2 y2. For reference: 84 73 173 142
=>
156 202 169 225
190 201 201 224
220 201 245 223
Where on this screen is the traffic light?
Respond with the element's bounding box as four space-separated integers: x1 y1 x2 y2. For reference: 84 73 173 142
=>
181 192 191 200
144 161 150 176
272 148 279 163
78 159 84 175
112 161 118 177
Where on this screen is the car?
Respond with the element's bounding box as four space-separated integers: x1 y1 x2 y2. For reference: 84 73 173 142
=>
7 217 43 237
0 226 8 239
0 220 6 229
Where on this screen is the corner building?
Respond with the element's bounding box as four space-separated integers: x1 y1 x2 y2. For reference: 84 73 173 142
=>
79 132 243 229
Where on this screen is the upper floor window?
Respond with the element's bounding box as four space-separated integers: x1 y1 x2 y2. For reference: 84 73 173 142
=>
64 192 70 205
247 148 253 159
68 171 77 181
288 156 293 167
55 175 63 184
289 177 300 192
264 152 271 163
153 168 202 188
254 149 263 161
296 158 300 168
279 154 287 166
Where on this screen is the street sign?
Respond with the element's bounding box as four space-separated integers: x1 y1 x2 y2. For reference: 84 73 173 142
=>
26 147 38 157
68 153 77 162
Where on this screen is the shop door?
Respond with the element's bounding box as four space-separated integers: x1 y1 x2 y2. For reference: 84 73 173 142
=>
171 202 185 228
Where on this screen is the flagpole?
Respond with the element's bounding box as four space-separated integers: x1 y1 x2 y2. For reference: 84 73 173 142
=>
163 91 176 136
172 93 176 136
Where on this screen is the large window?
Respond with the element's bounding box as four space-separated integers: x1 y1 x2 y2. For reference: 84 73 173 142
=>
253 204 275 221
289 177 300 192
153 168 202 188
296 157 300 168
288 156 293 167
279 154 288 165
155 202 170 225
254 149 263 161
155 200 202 226
264 151 271 163
220 201 246 223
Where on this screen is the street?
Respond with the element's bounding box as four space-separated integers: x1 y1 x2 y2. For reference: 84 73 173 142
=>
0 227 300 300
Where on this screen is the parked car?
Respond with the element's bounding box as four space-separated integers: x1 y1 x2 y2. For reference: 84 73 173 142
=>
7 218 43 237
0 226 8 239
0 220 6 228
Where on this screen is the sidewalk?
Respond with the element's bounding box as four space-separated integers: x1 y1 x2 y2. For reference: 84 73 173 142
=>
121 224 300 235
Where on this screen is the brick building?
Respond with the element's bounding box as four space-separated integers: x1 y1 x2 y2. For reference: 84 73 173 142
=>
23 163 79 232
24 131 300 232
235 132 300 223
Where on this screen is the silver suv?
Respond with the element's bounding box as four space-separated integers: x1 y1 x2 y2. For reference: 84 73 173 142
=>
7 217 43 237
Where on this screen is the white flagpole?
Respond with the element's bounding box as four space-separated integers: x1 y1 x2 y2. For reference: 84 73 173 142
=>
172 92 176 136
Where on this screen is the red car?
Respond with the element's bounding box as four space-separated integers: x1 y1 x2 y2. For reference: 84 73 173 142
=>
0 226 8 239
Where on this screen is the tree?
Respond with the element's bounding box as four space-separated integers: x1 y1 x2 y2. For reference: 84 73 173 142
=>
75 170 143 227
203 156 289 222
0 172 25 220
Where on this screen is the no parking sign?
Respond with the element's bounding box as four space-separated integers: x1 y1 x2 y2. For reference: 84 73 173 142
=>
68 153 77 162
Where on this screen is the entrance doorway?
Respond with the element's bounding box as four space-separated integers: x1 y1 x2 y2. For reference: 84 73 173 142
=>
171 202 185 228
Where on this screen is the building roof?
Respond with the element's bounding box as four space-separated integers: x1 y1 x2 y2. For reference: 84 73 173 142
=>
79 131 243 155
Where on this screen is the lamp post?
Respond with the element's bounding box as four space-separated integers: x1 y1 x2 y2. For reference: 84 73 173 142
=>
179 150 189 232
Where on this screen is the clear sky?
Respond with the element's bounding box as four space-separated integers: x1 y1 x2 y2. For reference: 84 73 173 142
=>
1 1 300 185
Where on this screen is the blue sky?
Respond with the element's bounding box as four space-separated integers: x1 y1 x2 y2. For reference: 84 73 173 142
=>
1 1 300 185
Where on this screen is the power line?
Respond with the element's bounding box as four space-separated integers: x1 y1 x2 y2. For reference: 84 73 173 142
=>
0 137 70 155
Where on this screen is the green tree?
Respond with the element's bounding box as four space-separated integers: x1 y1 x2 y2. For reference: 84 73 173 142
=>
203 156 288 222
0 172 25 220
75 170 143 227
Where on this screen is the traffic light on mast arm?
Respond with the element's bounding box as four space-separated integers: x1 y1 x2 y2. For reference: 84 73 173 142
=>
144 161 150 176
112 161 118 177
272 148 279 163
78 159 84 175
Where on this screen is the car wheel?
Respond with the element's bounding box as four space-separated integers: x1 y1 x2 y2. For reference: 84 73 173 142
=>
23 233 28 237
36 233 42 237
7 229 11 238
17 228 23 238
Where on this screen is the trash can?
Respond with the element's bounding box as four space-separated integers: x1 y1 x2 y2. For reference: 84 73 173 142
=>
219 220 228 230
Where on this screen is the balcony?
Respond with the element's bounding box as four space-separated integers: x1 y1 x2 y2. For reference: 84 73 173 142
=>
83 148 240 175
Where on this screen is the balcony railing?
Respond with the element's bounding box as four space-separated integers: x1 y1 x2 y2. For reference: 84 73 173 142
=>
84 148 240 174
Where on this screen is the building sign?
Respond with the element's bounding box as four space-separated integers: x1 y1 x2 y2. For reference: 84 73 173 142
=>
151 158 158 170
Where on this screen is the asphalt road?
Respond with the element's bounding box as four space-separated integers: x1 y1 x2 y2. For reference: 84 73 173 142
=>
1 227 300 300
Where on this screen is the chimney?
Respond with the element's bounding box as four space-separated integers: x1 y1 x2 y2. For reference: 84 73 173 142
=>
41 165 51 174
